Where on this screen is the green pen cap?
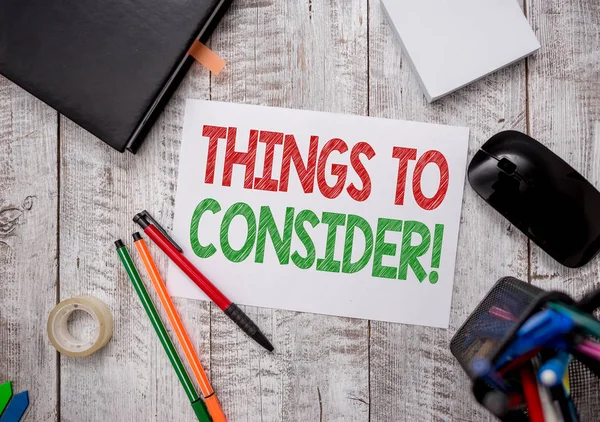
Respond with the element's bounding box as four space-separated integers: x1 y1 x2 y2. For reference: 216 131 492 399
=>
191 398 212 422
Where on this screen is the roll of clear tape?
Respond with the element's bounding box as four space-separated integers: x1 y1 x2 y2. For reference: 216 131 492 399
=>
47 296 113 357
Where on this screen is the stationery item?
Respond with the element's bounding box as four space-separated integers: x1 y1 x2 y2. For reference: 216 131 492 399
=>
0 391 28 422
570 347 600 378
575 341 600 361
540 351 572 387
463 338 490 361
496 338 571 376
497 310 574 364
519 309 568 336
133 233 227 422
497 347 543 376
47 296 114 357
464 318 514 343
563 371 571 395
538 382 560 422
489 306 517 322
469 131 600 268
547 302 600 337
115 240 211 422
561 371 579 422
451 277 600 420
451 277 559 375
189 41 226 75
521 365 544 422
381 0 540 102
533 356 561 422
133 212 274 352
550 382 578 422
0 382 11 415
169 100 470 327
507 393 525 408
0 0 231 152
471 358 508 393
581 339 600 354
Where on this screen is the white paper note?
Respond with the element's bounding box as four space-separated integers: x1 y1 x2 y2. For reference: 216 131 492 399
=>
168 100 469 328
382 0 540 102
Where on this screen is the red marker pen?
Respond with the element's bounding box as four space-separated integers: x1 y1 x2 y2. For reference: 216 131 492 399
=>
133 211 274 352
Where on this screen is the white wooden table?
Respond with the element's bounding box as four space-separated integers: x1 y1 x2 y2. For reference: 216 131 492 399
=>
1 1 599 421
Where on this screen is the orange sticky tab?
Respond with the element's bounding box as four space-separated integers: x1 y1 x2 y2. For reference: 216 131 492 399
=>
188 40 226 75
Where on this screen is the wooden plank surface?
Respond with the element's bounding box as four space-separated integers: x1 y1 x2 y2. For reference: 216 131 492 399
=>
57 58 211 422
208 1 370 421
528 0 600 291
0 79 58 420
1 0 600 421
528 1 600 420
368 1 529 421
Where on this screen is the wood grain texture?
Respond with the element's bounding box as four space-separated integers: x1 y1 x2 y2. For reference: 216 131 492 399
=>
58 62 211 421
2 0 600 421
528 0 600 292
368 1 529 420
146 58 214 422
0 77 58 421
208 1 370 421
527 2 600 420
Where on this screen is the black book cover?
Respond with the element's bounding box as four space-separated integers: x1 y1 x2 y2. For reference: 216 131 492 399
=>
0 0 231 153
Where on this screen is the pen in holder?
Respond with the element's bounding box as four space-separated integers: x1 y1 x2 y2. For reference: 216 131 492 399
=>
450 277 600 421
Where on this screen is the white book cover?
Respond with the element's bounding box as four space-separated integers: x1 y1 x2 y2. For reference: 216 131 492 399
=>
382 0 540 102
167 100 470 328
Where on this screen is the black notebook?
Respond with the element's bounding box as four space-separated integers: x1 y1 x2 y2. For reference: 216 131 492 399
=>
0 0 231 153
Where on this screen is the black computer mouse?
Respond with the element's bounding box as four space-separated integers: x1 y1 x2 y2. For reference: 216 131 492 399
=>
468 130 600 268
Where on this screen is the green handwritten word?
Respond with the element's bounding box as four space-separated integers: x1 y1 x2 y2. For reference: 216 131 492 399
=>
190 198 444 283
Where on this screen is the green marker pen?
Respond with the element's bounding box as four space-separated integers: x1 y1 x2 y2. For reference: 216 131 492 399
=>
115 239 211 422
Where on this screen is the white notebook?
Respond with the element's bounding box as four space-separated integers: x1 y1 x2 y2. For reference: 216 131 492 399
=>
382 0 540 102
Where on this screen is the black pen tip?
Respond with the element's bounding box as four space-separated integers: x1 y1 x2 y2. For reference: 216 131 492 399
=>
224 303 275 352
132 232 142 241
133 211 149 228
252 331 274 352
114 239 125 249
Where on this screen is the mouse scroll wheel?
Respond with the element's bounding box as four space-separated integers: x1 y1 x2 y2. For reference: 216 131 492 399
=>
497 158 517 175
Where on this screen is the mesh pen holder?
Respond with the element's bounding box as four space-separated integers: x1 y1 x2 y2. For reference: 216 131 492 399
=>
450 276 600 421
